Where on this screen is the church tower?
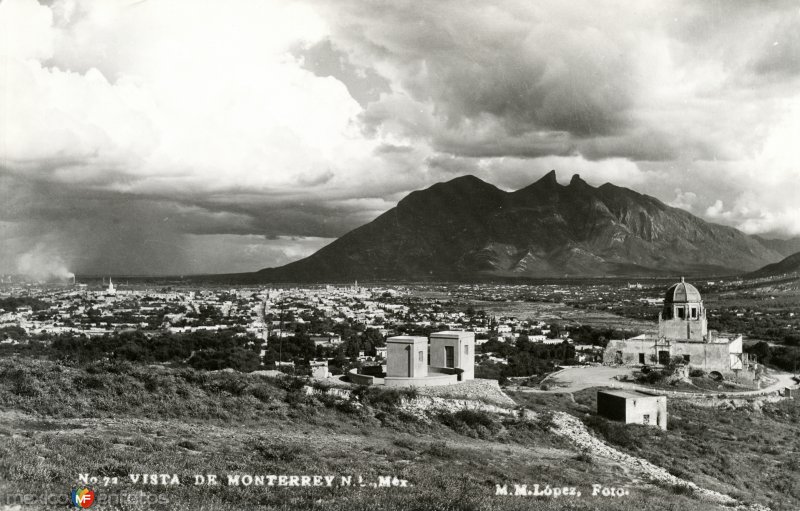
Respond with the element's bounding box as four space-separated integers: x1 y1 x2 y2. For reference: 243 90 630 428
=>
658 277 707 341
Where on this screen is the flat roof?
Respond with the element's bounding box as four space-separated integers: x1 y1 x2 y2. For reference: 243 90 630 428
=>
386 336 427 343
598 389 664 400
430 330 473 337
624 335 739 345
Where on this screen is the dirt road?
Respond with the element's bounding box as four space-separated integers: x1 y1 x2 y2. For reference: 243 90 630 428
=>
516 365 799 397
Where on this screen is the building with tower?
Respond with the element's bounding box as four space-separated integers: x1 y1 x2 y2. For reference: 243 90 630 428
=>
658 277 707 341
604 278 756 379
106 278 116 296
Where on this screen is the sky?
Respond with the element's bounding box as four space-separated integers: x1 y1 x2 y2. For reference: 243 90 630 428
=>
1 0 799 277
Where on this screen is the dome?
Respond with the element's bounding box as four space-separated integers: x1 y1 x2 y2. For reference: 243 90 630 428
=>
664 277 701 303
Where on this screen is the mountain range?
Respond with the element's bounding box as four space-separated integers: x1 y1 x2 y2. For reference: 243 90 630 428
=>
247 171 794 281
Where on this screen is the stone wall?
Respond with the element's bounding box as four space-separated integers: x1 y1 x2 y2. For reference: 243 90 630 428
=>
347 369 374 386
384 374 457 387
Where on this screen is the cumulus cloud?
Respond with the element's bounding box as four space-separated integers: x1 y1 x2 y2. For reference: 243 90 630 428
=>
669 189 698 212
705 200 729 219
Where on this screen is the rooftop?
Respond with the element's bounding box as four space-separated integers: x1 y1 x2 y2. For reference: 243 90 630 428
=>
386 335 427 343
430 330 472 337
664 277 702 304
599 389 664 400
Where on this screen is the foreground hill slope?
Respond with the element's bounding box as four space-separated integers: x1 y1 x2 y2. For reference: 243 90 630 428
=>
2 355 793 510
254 171 782 281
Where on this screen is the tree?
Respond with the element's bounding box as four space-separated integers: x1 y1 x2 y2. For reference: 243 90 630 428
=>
263 348 278 367
746 341 771 364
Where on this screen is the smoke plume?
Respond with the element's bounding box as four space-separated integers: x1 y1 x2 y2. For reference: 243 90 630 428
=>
16 246 75 282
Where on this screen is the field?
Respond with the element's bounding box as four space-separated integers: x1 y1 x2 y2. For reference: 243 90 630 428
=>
473 300 658 334
0 355 754 511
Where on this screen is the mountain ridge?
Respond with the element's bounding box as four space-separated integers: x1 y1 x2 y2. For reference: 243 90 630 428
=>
747 251 800 278
251 172 785 282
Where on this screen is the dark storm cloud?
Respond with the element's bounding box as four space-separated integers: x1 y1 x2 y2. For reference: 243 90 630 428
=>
4 0 800 276
749 15 800 78
315 0 647 158
0 173 375 275
317 0 800 164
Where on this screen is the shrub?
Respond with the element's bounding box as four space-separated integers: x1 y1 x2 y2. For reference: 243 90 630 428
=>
352 386 416 411
583 415 639 449
438 409 501 439
4 368 42 397
139 373 159 392
249 385 274 403
177 440 198 450
75 375 106 390
424 441 456 459
283 390 313 408
276 376 307 392
535 411 556 432
392 438 420 452
253 441 303 462
188 348 261 372
670 484 694 496
636 370 665 385
689 369 705 377
334 398 362 415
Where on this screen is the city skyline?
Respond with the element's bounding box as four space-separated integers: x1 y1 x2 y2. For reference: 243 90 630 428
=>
1 0 799 277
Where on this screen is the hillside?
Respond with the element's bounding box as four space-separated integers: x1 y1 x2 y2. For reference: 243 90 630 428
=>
750 236 800 258
748 251 800 278
2 356 795 510
251 172 783 281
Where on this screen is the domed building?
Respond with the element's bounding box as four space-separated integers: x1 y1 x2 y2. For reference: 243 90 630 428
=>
604 278 756 379
658 277 707 341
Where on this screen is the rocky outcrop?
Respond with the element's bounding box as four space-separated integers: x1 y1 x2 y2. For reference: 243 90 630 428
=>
396 396 517 422
415 379 517 407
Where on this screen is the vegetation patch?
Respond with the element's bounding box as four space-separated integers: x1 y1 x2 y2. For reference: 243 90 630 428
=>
436 409 502 439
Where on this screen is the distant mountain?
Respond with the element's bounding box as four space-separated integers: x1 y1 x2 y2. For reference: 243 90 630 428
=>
251 171 785 281
750 235 800 258
747 252 800 278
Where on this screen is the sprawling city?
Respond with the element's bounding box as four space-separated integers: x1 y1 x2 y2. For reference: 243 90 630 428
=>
3 1 800 510
2 269 800 509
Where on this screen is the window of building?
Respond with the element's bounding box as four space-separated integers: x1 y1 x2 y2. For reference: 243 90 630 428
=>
639 353 645 364
464 345 469 355
691 307 697 319
683 354 690 363
418 351 424 362
677 307 685 319
643 414 650 425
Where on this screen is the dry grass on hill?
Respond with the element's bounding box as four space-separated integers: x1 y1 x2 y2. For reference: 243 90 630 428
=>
0 356 750 511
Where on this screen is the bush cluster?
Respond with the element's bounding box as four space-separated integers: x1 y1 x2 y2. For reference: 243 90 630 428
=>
583 415 639 449
437 409 502 439
350 386 417 411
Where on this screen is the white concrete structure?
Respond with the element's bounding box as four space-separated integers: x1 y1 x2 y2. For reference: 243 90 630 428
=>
429 331 475 381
